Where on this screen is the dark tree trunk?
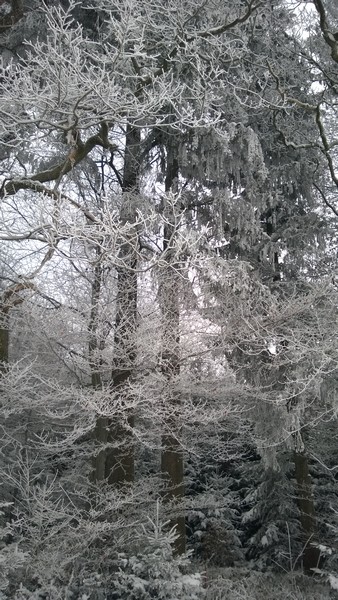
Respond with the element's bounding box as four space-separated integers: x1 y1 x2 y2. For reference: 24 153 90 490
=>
0 307 9 372
0 283 32 372
262 207 320 572
105 124 140 485
293 441 320 572
90 255 108 483
160 143 186 554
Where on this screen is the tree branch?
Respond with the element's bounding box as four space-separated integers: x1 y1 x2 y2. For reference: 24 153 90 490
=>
313 0 338 63
138 1 264 90
189 0 264 40
315 104 338 190
313 182 338 217
0 122 113 199
0 178 98 223
1 281 36 311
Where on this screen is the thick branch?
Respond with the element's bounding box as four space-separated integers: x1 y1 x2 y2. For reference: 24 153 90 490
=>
313 182 338 217
315 105 338 190
0 179 97 223
189 0 264 40
313 0 338 63
0 123 112 199
313 0 328 32
1 281 36 311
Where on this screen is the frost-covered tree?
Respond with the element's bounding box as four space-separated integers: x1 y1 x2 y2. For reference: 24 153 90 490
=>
0 0 338 597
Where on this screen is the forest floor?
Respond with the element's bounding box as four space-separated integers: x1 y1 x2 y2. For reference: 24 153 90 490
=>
201 566 335 599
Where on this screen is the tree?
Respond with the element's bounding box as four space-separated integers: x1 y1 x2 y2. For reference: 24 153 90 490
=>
0 0 338 596
0 0 271 553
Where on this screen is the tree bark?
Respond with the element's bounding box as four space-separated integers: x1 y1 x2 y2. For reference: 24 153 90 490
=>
263 207 320 572
0 283 34 373
0 307 9 373
105 124 140 485
293 436 320 572
90 254 107 483
160 142 186 554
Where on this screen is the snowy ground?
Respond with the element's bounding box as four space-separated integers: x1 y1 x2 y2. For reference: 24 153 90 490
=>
202 567 335 599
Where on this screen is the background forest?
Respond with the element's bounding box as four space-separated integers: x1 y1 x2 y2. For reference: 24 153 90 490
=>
0 0 337 598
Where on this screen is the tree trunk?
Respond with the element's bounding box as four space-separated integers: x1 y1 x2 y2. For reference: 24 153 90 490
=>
263 209 320 572
293 435 320 572
0 307 9 373
160 143 186 554
105 124 140 485
0 282 35 373
90 255 107 483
